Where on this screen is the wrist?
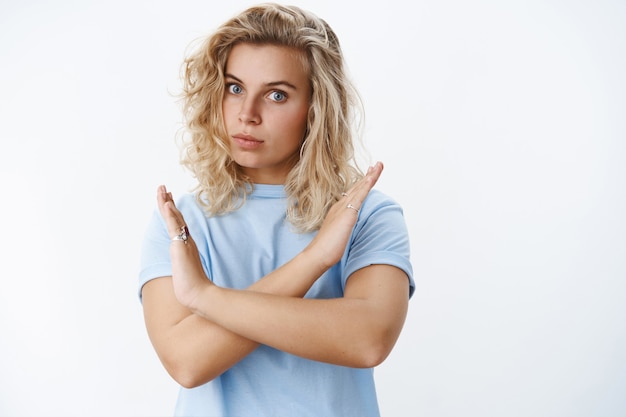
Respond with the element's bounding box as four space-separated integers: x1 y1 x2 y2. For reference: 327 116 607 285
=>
299 246 333 277
185 279 214 314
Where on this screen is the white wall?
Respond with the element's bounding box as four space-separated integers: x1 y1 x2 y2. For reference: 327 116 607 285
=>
1 1 624 416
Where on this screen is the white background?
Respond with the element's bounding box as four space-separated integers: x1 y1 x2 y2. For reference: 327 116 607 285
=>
1 0 625 416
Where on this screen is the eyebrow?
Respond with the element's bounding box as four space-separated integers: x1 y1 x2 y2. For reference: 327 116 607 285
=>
225 73 298 91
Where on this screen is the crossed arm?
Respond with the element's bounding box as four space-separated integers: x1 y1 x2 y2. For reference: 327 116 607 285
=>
141 162 410 388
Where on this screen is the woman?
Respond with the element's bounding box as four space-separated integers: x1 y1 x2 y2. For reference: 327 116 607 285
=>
139 4 414 416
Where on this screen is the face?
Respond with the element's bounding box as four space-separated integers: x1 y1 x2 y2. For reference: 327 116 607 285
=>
222 43 311 184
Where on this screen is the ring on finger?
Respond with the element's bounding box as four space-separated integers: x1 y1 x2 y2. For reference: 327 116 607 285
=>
341 192 349 197
172 225 189 244
346 203 359 213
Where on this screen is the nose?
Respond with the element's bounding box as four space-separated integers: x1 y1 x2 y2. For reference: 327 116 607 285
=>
238 96 261 125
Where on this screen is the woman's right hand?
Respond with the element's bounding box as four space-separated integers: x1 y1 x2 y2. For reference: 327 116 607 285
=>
304 161 384 271
157 185 213 310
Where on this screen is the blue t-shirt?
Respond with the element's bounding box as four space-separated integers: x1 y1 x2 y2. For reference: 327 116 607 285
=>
139 184 414 417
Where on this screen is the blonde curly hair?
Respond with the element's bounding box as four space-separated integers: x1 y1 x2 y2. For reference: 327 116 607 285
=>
180 3 364 232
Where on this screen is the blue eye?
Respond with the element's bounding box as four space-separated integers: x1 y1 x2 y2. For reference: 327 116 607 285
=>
227 84 243 94
269 91 286 102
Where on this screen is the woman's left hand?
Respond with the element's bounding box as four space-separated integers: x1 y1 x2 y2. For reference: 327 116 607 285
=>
303 161 384 272
157 185 211 308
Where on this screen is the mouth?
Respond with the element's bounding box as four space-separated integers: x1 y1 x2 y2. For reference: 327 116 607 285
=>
232 134 264 149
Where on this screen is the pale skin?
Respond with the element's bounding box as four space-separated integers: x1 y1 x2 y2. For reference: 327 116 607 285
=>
142 44 410 389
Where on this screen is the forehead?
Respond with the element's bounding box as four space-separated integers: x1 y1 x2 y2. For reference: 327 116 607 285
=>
225 43 310 85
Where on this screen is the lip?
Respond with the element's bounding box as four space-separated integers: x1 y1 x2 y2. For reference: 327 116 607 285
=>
232 133 264 149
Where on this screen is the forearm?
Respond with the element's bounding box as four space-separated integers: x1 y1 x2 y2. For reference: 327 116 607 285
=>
161 311 253 387
247 249 327 296
190 289 381 367
157 250 327 387
187 265 409 368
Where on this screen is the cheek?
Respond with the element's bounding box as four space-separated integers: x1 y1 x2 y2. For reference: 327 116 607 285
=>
287 105 309 136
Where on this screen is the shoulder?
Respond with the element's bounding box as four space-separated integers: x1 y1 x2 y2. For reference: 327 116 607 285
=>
176 192 202 209
359 189 405 218
173 192 209 219
351 188 409 241
348 188 411 267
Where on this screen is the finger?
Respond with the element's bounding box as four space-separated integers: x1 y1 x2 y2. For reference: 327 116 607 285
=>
157 185 177 212
162 202 181 234
157 185 168 206
344 161 383 196
156 186 188 239
343 161 384 206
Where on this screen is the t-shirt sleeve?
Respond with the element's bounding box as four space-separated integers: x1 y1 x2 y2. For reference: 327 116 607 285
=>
138 209 172 301
342 190 415 298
